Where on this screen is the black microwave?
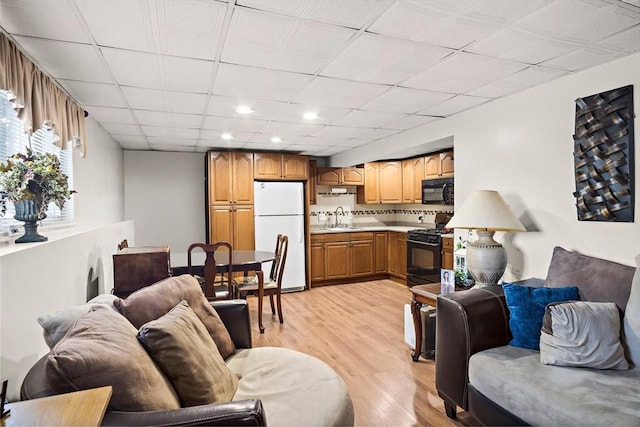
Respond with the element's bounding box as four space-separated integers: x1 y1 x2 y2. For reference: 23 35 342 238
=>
422 178 454 205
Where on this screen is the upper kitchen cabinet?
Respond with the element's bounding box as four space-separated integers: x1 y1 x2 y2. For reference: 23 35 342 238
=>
317 167 364 186
254 153 309 180
402 157 425 204
207 151 254 205
357 161 403 204
424 150 454 179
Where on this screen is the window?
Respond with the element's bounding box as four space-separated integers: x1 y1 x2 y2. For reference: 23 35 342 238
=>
0 90 74 227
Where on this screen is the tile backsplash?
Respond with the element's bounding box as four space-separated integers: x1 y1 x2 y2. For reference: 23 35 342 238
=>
310 192 453 228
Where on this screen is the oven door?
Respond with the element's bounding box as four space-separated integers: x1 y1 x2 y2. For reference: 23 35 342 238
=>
407 240 442 285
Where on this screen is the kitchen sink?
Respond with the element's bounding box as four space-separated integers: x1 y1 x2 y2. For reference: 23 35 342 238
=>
324 226 353 231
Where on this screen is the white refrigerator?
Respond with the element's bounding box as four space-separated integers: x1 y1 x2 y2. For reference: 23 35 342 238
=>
253 181 307 292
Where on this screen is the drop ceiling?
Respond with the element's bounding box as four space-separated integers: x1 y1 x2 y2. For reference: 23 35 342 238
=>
1 0 639 157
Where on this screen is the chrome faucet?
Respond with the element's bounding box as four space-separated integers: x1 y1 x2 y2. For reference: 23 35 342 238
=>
334 206 344 227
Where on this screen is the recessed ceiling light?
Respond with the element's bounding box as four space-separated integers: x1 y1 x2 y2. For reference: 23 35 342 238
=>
270 136 282 143
302 111 318 120
220 132 233 140
235 105 253 114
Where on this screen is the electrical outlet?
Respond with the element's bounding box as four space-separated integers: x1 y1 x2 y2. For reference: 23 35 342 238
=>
318 213 327 222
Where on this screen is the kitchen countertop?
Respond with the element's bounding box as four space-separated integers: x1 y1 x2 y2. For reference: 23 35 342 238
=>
310 226 455 237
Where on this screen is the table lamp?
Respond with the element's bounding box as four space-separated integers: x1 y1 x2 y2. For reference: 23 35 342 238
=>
445 190 525 287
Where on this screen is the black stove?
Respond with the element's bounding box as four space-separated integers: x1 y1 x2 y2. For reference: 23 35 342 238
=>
407 228 444 244
406 213 452 286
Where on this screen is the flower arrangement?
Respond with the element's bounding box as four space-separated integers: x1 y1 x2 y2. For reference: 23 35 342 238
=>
0 147 75 220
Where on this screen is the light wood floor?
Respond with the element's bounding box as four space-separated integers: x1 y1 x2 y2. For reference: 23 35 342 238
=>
244 279 477 427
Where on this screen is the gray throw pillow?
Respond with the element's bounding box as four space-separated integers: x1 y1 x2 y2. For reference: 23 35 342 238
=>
38 294 118 349
622 254 640 367
540 301 629 370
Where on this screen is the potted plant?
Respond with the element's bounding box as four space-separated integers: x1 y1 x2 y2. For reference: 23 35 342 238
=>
0 147 75 243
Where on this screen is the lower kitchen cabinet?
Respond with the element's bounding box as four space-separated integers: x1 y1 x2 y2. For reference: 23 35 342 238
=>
311 231 404 285
388 231 407 281
442 237 454 270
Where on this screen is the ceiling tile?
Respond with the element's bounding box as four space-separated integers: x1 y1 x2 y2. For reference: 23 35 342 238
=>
142 126 200 139
561 5 640 42
598 24 640 54
321 33 453 84
292 76 390 108
360 87 454 114
249 134 307 145
298 136 351 146
270 103 351 124
101 123 143 136
311 125 372 138
460 0 547 23
112 134 148 144
149 144 197 152
331 110 407 128
85 106 136 124
259 121 324 136
121 87 207 114
0 0 90 43
147 136 198 146
102 48 214 93
468 66 569 98
513 0 610 38
223 8 354 73
467 28 580 64
355 128 403 140
243 141 283 151
207 96 287 121
380 114 441 129
238 0 394 29
308 146 352 156
59 80 127 108
117 140 151 150
417 94 491 116
133 111 203 128
540 46 620 71
12 37 112 83
213 63 311 102
403 52 528 93
203 116 268 133
201 130 256 143
368 1 449 42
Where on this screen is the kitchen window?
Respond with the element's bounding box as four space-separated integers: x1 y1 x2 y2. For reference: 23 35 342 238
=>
0 90 74 229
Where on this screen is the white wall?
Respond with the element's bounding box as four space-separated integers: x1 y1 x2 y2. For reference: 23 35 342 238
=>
334 53 640 279
124 151 206 266
0 116 127 400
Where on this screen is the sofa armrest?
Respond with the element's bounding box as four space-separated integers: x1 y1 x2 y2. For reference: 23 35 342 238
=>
101 399 266 426
435 285 510 417
211 299 252 349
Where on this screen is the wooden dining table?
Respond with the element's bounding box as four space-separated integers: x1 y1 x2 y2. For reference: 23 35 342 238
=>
172 250 276 333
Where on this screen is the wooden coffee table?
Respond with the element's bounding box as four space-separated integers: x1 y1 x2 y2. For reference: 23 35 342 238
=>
410 283 466 361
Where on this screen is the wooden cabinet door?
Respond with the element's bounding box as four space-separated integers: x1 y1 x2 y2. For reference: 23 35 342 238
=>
282 154 308 179
398 236 407 280
233 205 255 250
209 205 233 244
317 168 341 185
379 161 402 203
325 242 350 279
424 154 440 179
412 157 425 203
357 162 379 204
232 152 254 204
208 152 233 205
351 240 374 277
442 237 454 270
310 242 325 282
402 159 414 203
374 232 387 273
388 232 399 276
341 167 364 185
254 153 282 179
309 160 317 205
440 151 454 177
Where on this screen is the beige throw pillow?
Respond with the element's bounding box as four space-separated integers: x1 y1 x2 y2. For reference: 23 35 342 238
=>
138 301 239 406
114 275 235 358
540 301 629 370
46 305 181 411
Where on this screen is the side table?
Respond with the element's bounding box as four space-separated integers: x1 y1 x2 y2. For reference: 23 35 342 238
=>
1 386 112 426
410 283 466 362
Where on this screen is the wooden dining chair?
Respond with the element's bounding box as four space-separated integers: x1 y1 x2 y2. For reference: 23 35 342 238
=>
234 234 288 333
187 242 233 301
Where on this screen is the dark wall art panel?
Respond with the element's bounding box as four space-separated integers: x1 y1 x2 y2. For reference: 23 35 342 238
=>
573 85 635 222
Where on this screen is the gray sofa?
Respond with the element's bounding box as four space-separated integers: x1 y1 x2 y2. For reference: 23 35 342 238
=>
435 247 639 426
20 275 354 426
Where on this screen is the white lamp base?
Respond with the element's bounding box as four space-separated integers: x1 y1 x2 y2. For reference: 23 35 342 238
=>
466 230 507 287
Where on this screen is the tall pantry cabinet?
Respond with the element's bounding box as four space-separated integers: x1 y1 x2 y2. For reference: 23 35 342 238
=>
206 151 255 250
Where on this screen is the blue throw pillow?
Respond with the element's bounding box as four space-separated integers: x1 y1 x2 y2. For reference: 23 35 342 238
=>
503 284 579 350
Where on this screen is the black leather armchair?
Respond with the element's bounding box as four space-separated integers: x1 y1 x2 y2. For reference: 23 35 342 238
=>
20 300 267 427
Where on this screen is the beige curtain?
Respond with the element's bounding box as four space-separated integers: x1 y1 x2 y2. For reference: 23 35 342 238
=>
0 32 86 157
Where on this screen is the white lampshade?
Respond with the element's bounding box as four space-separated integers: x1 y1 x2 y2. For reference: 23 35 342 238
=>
446 190 525 287
445 190 525 232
